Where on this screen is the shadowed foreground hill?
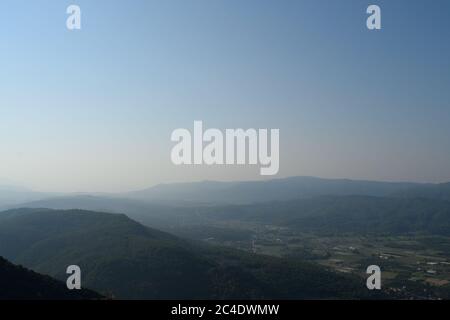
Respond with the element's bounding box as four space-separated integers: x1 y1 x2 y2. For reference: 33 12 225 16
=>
0 208 377 299
0 256 101 300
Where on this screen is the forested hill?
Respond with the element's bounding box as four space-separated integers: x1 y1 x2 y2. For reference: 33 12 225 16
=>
0 208 378 299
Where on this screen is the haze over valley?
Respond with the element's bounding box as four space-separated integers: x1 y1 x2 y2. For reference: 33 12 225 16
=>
2 176 450 299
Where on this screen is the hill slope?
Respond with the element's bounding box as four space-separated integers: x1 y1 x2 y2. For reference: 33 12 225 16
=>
15 195 185 229
0 256 101 300
0 208 375 299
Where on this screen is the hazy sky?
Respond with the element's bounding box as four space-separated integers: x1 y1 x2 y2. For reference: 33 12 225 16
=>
1 0 450 192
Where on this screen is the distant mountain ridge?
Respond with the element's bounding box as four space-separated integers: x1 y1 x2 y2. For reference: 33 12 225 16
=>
0 187 56 208
5 176 450 240
125 176 430 204
3 176 448 208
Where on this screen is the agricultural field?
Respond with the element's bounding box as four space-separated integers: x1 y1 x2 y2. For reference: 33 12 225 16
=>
192 222 450 299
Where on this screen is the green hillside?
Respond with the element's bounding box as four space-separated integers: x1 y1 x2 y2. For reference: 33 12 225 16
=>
0 208 376 299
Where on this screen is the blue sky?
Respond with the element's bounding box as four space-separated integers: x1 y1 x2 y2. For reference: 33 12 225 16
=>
1 0 449 192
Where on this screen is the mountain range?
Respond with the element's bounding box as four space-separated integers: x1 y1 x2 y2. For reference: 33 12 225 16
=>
11 176 450 238
3 176 448 208
2 176 450 299
125 176 431 204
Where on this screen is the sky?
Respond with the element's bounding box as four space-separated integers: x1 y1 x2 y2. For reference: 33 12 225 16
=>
0 0 450 192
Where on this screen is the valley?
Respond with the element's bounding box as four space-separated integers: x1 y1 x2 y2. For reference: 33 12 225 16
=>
0 208 374 300
2 176 450 300
176 221 450 299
